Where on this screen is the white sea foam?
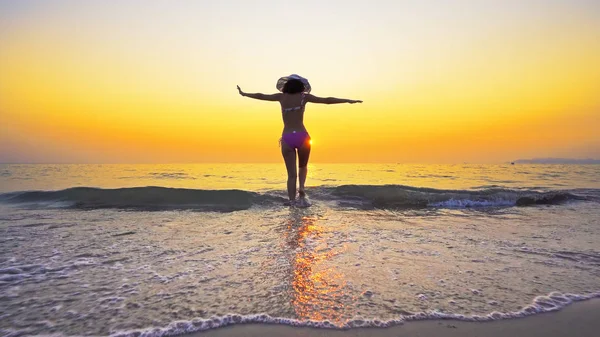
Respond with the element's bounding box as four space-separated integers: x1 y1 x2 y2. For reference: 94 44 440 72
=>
0 267 23 274
107 291 600 337
428 198 516 208
0 273 30 282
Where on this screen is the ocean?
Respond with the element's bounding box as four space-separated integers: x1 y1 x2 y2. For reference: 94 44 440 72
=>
0 163 599 336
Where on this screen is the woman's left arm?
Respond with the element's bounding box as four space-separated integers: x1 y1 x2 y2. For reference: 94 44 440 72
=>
237 85 282 101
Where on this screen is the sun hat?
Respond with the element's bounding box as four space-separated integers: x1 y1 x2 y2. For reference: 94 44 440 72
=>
276 74 311 93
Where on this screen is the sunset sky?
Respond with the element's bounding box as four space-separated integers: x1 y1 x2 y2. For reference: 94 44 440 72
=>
1 0 599 163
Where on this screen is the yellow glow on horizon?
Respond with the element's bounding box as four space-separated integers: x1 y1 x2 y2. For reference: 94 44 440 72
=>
1 1 599 163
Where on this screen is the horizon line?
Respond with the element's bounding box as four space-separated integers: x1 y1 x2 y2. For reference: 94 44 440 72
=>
1 161 599 165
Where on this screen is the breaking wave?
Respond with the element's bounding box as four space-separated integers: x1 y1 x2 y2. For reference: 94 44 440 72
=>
0 187 284 212
0 185 593 211
318 185 588 209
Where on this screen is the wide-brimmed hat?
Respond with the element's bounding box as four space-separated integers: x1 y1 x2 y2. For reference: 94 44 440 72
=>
276 74 311 93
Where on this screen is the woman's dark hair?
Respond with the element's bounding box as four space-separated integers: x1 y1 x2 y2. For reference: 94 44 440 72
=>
282 79 305 94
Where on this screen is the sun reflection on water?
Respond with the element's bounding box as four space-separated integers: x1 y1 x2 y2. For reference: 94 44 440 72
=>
283 211 350 323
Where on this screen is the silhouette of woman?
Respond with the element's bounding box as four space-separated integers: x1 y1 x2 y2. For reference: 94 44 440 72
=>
237 74 362 205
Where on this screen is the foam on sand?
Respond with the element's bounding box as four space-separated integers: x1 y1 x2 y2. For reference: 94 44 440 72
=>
103 291 600 337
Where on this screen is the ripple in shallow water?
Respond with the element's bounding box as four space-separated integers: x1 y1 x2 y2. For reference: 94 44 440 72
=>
0 202 599 335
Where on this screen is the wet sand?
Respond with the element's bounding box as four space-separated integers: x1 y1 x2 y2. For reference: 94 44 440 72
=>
194 299 600 337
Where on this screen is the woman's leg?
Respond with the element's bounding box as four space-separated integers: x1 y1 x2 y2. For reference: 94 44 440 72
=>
281 141 297 202
297 141 311 197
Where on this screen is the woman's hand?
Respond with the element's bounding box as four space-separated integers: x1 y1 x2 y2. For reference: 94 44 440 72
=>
237 85 245 97
349 100 363 104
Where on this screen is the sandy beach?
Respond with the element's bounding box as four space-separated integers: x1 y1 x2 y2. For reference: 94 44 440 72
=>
196 299 600 337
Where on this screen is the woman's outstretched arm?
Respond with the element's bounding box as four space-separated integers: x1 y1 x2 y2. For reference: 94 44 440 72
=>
237 85 282 101
305 94 362 104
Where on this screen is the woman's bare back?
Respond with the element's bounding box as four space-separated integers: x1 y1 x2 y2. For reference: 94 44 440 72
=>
279 93 307 133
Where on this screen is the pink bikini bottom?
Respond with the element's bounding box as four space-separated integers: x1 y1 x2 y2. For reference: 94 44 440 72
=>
281 131 310 149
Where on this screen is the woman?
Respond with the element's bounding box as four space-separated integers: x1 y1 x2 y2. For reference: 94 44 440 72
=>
237 74 362 206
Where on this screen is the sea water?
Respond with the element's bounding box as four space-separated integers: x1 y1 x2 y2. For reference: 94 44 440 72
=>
0 164 599 336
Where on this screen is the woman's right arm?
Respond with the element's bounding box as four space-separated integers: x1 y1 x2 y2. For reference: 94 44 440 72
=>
237 85 282 101
305 94 362 104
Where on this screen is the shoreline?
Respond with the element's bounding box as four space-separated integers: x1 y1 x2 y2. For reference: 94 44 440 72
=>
190 298 600 337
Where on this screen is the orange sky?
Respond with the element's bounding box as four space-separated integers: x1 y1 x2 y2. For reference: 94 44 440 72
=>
1 0 599 163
